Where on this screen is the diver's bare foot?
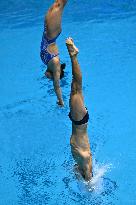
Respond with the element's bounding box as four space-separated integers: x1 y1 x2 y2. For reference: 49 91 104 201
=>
66 37 79 57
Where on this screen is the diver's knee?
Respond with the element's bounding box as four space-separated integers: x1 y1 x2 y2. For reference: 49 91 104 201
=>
48 57 60 68
52 57 60 65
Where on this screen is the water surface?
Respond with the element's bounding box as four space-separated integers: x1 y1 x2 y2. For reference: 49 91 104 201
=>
0 0 136 204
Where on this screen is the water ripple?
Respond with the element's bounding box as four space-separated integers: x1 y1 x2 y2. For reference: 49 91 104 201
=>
13 157 55 205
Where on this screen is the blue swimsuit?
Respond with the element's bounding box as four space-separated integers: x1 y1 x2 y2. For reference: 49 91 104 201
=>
40 26 60 65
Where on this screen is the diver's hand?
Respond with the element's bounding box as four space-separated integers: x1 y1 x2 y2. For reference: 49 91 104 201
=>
57 100 64 107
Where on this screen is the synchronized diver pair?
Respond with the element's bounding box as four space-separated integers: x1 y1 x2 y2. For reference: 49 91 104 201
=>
40 0 92 181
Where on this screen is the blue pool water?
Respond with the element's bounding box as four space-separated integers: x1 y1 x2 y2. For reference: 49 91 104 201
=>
0 0 136 204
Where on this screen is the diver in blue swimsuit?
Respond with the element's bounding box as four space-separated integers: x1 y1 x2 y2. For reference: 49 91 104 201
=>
40 25 60 66
66 37 92 181
40 0 68 106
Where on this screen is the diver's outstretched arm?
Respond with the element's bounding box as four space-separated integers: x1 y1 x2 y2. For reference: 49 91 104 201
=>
51 58 64 106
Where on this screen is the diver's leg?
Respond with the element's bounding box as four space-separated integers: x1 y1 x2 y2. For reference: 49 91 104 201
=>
45 0 68 39
66 37 81 92
66 37 85 120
